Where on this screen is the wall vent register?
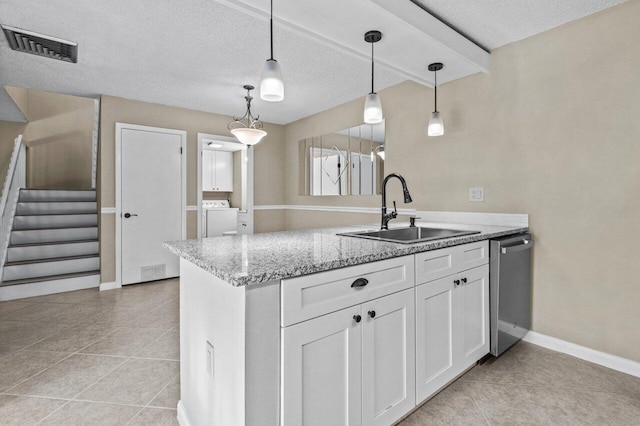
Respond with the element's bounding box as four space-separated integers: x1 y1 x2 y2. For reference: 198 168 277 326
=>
1 25 78 63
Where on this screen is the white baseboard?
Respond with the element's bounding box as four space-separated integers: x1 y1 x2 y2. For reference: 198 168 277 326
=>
0 274 99 301
523 331 640 378
177 401 191 426
99 281 120 291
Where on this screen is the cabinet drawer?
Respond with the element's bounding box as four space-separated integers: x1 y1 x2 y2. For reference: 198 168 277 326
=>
458 240 488 271
415 246 457 284
415 241 489 285
281 256 414 327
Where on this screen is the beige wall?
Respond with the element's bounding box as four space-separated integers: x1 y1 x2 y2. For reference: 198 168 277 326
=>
0 120 27 191
5 87 95 189
98 96 286 283
279 1 640 361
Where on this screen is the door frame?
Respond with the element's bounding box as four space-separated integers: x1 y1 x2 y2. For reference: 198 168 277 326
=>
115 123 187 288
196 133 254 237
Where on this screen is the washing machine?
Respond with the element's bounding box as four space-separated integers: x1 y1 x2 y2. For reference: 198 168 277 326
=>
202 200 238 237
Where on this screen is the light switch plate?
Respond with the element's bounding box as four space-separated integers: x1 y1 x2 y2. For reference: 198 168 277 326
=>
469 187 484 202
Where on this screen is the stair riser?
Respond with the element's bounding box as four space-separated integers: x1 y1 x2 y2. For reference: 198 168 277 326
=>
3 257 100 281
16 202 97 215
11 228 98 245
19 190 96 202
13 214 98 230
7 242 99 263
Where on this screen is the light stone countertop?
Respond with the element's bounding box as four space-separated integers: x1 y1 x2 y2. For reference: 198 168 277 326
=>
163 221 527 287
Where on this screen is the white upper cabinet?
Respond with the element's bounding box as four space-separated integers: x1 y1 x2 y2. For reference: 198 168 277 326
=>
202 149 233 192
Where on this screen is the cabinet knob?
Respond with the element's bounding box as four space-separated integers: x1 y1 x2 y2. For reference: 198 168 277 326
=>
368 310 376 318
461 277 468 284
353 315 362 323
454 279 461 286
351 278 369 288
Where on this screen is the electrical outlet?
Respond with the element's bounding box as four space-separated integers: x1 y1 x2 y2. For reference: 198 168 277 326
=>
469 187 484 202
206 341 214 378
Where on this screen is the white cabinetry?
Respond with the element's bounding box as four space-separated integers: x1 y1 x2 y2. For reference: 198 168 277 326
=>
281 257 415 426
415 242 489 403
202 150 233 192
281 241 491 426
282 305 362 426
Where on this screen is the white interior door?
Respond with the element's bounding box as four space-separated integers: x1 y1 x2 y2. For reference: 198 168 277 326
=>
119 125 185 285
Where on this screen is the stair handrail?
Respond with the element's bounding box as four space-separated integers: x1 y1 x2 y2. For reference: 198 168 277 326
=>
0 135 26 283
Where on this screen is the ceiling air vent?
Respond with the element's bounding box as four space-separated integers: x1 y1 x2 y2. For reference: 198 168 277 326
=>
1 25 78 63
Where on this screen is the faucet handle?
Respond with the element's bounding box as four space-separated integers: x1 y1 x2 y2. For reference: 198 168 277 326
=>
392 201 398 218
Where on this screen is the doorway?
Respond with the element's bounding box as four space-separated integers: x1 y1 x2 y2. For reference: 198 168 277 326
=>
115 123 186 286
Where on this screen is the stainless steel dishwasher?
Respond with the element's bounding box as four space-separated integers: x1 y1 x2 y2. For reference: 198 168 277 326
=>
489 234 534 356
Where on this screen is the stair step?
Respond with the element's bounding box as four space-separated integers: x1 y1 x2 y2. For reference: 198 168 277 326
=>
19 189 96 202
13 214 98 230
2 255 100 281
0 270 100 287
16 201 97 215
7 241 99 262
10 227 98 245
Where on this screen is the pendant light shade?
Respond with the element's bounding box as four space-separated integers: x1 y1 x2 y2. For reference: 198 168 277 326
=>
427 62 444 137
377 145 385 160
364 93 383 124
228 85 267 146
231 127 267 145
260 0 284 102
363 30 383 124
428 112 444 137
260 59 284 102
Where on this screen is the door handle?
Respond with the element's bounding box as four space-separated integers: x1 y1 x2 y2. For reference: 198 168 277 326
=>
501 239 534 254
123 213 138 218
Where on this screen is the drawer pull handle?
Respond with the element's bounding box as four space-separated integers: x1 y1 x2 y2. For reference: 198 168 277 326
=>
461 277 468 284
454 279 461 286
351 278 369 288
353 315 362 323
368 310 376 318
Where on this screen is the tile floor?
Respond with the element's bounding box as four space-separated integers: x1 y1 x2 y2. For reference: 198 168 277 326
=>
1 278 639 425
0 279 180 425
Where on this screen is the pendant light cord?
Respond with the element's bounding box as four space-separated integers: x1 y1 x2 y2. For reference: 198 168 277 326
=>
270 0 274 60
434 69 438 112
371 42 375 94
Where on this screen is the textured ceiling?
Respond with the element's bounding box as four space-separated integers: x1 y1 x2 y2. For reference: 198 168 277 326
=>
0 0 404 124
412 0 629 50
0 0 628 124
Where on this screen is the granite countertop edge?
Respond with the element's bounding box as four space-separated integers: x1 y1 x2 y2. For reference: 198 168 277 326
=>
164 223 528 287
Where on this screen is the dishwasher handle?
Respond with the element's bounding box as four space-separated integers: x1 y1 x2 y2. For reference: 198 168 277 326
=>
501 239 534 255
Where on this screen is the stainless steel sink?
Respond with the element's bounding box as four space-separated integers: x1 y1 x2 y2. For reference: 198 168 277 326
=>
339 227 480 244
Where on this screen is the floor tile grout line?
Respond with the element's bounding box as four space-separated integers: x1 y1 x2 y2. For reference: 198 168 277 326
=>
1 351 76 395
34 398 71 425
125 406 146 425
144 372 180 410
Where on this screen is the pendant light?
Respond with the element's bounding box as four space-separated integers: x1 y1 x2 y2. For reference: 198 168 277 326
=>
371 144 385 161
260 0 284 102
363 30 383 124
228 85 267 146
427 62 444 137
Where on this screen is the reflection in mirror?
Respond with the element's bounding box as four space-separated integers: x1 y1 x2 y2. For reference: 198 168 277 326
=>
300 121 384 196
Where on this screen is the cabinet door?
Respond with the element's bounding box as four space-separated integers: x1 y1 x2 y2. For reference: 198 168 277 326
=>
415 276 456 403
457 264 490 370
362 289 415 426
214 151 233 192
281 305 362 426
202 150 214 191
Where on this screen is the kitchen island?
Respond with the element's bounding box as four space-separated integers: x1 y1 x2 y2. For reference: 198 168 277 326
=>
164 218 527 426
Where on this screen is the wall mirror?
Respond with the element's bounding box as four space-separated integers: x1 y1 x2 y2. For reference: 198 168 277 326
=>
299 121 385 196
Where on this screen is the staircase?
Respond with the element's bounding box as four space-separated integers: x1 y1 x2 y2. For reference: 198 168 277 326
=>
0 189 99 295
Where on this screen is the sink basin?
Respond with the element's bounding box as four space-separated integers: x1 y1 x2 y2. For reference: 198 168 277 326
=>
339 227 480 244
